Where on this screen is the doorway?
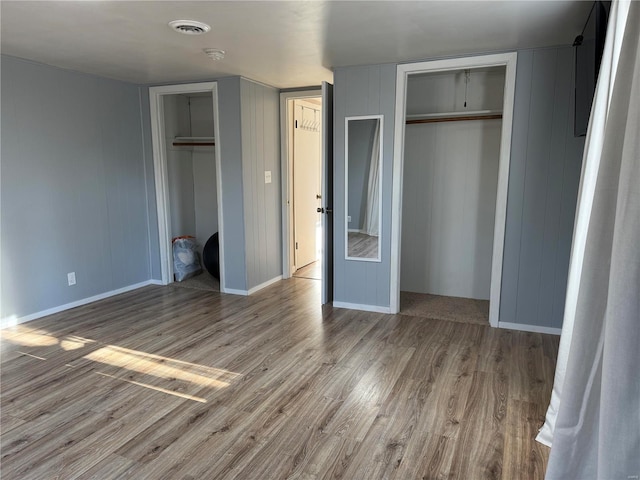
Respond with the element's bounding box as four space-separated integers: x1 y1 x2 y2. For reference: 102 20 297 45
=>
282 94 323 280
149 82 225 291
281 84 334 303
292 98 323 279
390 54 518 326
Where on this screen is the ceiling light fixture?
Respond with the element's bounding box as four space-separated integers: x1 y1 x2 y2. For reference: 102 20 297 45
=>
168 20 211 35
203 48 226 61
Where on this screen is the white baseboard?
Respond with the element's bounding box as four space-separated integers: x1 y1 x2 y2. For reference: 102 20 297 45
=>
222 288 249 296
222 275 283 297
148 279 165 286
498 321 561 335
1 280 158 329
333 301 392 314
248 275 283 295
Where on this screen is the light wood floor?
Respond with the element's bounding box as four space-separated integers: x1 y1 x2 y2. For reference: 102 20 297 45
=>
0 278 557 479
293 261 322 280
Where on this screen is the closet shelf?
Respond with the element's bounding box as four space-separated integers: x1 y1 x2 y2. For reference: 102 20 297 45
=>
172 136 215 147
406 110 503 125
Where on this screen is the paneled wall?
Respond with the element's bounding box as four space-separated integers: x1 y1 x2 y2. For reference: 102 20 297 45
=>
500 47 585 329
334 64 396 309
335 46 585 329
190 96 218 254
216 77 247 291
240 79 282 290
1 55 150 320
164 95 196 238
401 120 501 299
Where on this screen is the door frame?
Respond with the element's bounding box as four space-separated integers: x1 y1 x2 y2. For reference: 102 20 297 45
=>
279 89 322 279
389 52 517 326
149 82 226 291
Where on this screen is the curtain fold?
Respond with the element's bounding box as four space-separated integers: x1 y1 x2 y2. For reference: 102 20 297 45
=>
538 1 640 478
362 122 380 236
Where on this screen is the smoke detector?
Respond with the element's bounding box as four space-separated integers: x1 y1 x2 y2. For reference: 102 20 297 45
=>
168 20 211 35
203 48 226 61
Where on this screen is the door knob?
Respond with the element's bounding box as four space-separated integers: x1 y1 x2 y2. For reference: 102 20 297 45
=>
325 208 333 214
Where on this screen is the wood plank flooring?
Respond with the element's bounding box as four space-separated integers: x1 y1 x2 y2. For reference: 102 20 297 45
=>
293 261 322 280
0 278 558 479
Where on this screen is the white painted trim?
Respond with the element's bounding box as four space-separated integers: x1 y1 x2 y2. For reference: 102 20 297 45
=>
247 275 283 295
222 288 249 296
390 52 518 329
490 53 518 328
1 281 157 329
333 301 392 314
217 276 283 296
498 322 562 336
280 89 322 280
148 279 164 286
148 82 226 292
344 114 383 263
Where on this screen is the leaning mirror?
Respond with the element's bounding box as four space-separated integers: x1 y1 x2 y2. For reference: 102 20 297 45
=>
345 115 383 261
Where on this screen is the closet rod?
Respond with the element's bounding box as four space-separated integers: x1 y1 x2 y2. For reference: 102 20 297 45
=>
172 142 215 146
406 114 502 125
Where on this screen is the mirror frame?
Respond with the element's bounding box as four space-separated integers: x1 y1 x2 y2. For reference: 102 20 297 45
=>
344 114 383 262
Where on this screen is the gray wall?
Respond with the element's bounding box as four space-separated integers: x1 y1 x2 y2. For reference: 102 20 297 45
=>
240 79 282 290
164 95 196 239
500 47 584 329
1 55 151 319
334 46 585 329
401 120 501 300
190 96 218 254
334 64 396 307
216 76 248 291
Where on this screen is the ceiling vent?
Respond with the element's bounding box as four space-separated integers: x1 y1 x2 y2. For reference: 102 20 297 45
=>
168 20 211 35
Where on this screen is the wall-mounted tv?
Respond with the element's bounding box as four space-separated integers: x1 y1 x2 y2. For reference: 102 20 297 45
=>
574 1 611 137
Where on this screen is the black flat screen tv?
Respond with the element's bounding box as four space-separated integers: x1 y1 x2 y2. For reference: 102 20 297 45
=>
574 1 611 137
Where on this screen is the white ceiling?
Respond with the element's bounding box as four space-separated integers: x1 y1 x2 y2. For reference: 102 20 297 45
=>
1 1 591 89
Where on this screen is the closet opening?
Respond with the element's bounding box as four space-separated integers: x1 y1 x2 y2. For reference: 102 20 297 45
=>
390 54 517 326
149 82 225 292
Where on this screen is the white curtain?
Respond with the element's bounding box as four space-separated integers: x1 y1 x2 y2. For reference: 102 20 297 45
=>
537 1 640 478
362 121 380 236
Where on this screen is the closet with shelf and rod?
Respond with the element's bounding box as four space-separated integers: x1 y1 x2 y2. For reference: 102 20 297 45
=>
163 92 219 270
400 66 506 302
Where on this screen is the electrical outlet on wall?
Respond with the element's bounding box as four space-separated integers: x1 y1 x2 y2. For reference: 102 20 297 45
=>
67 272 76 286
264 171 272 184
347 216 352 223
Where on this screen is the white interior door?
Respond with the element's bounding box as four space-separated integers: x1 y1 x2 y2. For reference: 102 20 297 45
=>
293 99 322 270
321 82 334 304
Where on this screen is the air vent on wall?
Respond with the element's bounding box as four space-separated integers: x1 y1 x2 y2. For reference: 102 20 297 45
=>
168 20 211 35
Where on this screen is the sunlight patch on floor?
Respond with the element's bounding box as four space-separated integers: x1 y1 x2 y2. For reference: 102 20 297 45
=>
84 345 239 389
2 325 242 398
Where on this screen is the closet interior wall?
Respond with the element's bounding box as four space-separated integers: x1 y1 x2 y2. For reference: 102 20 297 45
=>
401 67 505 300
163 93 218 256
